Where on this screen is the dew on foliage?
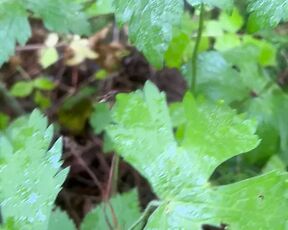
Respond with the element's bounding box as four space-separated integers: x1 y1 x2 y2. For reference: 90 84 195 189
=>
48 155 60 169
26 193 38 204
36 210 46 222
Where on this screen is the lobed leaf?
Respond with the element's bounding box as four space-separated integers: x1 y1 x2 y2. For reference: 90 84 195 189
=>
107 81 288 229
0 110 68 229
146 171 288 229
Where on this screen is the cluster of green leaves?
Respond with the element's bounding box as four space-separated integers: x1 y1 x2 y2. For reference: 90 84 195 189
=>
47 189 141 230
10 76 55 109
113 0 288 68
0 0 89 65
2 0 288 229
0 110 140 230
106 82 288 229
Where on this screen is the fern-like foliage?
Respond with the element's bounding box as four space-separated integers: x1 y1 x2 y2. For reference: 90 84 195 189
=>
247 0 288 28
0 110 68 229
0 0 90 66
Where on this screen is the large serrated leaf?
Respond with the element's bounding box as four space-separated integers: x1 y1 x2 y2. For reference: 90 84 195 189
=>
107 81 288 229
247 0 288 28
146 171 288 229
24 0 90 35
0 110 68 229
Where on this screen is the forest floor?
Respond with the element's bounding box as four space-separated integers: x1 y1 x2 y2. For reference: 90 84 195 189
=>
0 19 188 226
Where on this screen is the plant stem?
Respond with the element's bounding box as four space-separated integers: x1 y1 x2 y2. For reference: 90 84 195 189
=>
0 82 24 116
128 200 161 230
111 154 120 196
103 154 120 229
191 3 205 94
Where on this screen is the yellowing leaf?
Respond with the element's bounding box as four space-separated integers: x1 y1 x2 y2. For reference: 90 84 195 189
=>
66 36 98 66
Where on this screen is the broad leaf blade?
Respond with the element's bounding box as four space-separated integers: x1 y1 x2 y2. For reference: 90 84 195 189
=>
107 82 258 195
113 0 184 67
181 94 259 183
146 171 288 229
106 81 288 229
25 0 90 35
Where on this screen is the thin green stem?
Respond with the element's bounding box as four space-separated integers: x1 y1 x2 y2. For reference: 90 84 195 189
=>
106 154 120 198
191 3 205 94
103 154 120 229
0 82 24 116
128 200 161 230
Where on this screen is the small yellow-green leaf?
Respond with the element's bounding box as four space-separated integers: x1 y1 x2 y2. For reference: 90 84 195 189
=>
39 47 59 68
33 77 55 90
10 81 34 97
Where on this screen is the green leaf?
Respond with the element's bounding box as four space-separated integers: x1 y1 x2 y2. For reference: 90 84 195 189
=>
186 0 233 10
113 0 184 67
107 81 288 229
0 113 9 130
0 0 90 66
34 91 52 109
214 33 241 51
243 87 288 159
222 45 270 93
242 36 277 66
81 189 141 230
0 1 31 65
164 13 195 68
262 155 286 173
48 209 75 230
0 110 68 229
107 81 258 193
247 0 288 29
146 171 288 229
218 8 244 33
39 48 59 68
85 0 113 17
33 77 55 91
90 103 112 134
10 81 34 97
182 51 249 103
25 0 90 35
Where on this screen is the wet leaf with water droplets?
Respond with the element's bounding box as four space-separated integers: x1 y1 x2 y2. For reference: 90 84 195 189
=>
113 0 184 67
0 110 68 229
186 0 233 10
247 0 288 29
107 81 288 229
